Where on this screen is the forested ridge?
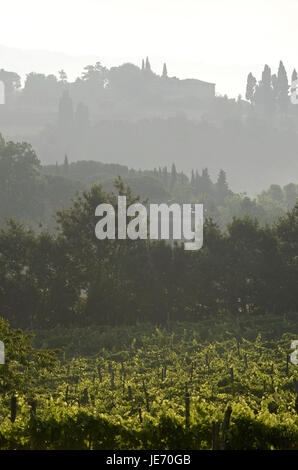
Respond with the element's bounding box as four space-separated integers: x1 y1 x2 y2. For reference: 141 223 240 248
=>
2 58 298 192
0 135 298 329
1 135 298 231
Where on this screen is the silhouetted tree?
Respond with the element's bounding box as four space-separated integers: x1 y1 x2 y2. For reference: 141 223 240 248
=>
254 64 274 115
162 63 168 78
82 62 107 82
0 69 21 99
216 169 230 200
200 168 212 194
191 169 195 186
284 183 297 210
58 69 68 84
245 72 256 104
63 154 69 175
145 57 151 72
195 170 200 187
170 163 177 188
276 60 289 113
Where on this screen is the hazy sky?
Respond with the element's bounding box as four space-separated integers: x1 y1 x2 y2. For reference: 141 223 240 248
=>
1 0 298 96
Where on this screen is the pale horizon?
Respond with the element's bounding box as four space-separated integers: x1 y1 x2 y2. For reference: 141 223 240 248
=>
1 0 298 97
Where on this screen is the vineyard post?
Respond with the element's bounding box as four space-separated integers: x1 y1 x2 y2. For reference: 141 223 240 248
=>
212 421 220 450
190 363 193 384
10 395 17 423
185 383 190 428
205 353 209 371
270 376 274 393
121 361 126 380
111 370 115 390
97 365 103 383
83 388 89 405
142 380 150 412
138 407 143 423
236 339 240 358
220 405 232 450
29 399 37 419
230 367 235 396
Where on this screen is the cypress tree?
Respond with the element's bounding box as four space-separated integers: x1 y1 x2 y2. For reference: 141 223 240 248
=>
254 64 274 115
145 57 151 72
245 72 256 104
216 169 229 199
191 169 195 186
170 163 177 187
201 168 212 194
63 154 69 175
276 60 289 112
291 69 298 99
162 63 168 78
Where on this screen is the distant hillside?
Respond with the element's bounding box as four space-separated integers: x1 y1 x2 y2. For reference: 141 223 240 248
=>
1 57 298 193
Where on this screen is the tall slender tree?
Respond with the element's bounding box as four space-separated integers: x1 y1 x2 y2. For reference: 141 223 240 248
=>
245 72 256 104
254 64 274 115
145 57 151 72
63 154 69 175
276 60 289 113
162 63 168 78
191 169 195 186
216 169 230 200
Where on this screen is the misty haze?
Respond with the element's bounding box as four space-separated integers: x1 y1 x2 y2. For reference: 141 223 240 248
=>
0 0 298 454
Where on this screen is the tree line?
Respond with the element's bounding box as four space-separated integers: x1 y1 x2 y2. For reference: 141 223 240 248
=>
1 135 297 232
245 60 298 115
0 173 297 329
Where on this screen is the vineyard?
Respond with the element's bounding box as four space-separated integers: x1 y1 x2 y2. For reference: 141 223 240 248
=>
0 314 298 450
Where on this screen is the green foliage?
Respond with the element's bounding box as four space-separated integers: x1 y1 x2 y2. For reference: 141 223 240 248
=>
1 178 298 328
0 318 297 450
1 132 296 230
